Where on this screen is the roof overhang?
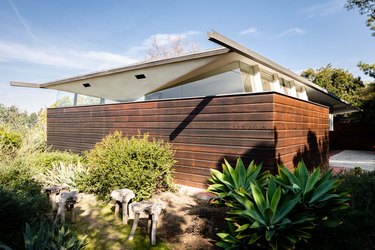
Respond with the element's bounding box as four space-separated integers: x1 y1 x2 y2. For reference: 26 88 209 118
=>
10 31 356 114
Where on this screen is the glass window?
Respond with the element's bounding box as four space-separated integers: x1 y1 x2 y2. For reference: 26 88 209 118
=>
146 68 244 100
55 91 74 107
261 72 273 91
76 94 102 106
280 79 290 94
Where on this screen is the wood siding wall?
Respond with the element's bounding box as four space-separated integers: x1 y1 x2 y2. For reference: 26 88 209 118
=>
273 94 330 170
47 93 329 188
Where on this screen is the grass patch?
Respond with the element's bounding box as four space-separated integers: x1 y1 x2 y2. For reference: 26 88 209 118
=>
72 194 170 250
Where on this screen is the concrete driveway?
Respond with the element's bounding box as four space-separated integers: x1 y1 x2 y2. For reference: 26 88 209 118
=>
330 150 375 171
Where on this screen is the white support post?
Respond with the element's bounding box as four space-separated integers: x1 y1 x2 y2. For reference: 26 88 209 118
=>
251 65 263 92
239 62 252 92
289 80 297 97
299 86 308 100
271 74 282 93
73 93 78 106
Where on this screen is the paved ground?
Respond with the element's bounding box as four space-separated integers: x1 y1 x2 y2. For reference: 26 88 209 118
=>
329 150 375 171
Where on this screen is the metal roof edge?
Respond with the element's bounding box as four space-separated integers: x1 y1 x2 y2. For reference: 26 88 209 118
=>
10 81 40 88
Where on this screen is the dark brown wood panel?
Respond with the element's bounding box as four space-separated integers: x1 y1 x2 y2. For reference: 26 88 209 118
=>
273 94 329 171
47 92 330 187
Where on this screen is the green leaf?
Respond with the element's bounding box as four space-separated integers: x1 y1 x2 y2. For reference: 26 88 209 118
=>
250 221 261 228
225 159 239 188
281 165 301 188
248 233 261 244
274 196 299 224
251 182 266 216
296 160 309 191
304 168 321 194
310 179 338 204
270 187 281 215
241 209 267 226
266 229 275 241
235 158 246 187
235 223 250 232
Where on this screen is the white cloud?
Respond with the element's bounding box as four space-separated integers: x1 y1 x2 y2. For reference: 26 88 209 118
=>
0 30 202 72
301 0 346 18
7 0 37 41
0 40 138 71
277 28 306 37
239 27 257 35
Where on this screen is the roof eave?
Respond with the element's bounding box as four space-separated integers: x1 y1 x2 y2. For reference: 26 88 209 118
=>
39 47 230 88
10 81 40 88
207 30 351 106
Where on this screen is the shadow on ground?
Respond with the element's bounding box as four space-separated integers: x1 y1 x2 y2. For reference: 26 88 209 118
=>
70 192 227 250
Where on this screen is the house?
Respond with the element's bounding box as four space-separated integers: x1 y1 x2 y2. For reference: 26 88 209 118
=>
11 31 355 188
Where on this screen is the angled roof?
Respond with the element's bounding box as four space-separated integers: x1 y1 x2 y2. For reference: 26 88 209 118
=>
10 31 356 114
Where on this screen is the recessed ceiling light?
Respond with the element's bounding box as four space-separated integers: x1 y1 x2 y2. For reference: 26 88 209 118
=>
83 83 91 87
135 74 146 79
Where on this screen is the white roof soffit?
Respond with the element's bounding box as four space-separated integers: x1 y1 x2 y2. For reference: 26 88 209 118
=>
11 48 230 102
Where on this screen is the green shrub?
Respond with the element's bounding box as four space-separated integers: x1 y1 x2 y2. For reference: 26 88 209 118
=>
0 163 47 248
305 169 375 250
23 221 87 250
80 131 175 201
36 162 88 190
28 150 83 173
0 127 22 156
208 159 350 250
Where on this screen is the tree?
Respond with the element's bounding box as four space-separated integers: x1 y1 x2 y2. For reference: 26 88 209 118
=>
302 64 375 125
346 0 375 36
301 64 364 106
144 35 200 61
358 61 375 78
0 104 38 130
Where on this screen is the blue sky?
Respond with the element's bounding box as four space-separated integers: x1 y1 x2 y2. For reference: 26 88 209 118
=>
1 0 374 113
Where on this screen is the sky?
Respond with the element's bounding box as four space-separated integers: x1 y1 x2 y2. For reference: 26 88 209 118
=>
0 0 374 113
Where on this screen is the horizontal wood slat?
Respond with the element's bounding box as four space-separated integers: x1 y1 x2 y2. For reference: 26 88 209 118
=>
274 94 329 171
47 92 330 187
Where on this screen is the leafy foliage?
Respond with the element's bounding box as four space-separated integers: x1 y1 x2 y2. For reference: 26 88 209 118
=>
208 158 270 204
36 162 88 190
358 61 375 79
0 163 47 248
301 64 375 125
301 64 363 106
208 159 350 250
0 127 22 156
23 221 87 250
0 104 39 131
305 168 375 250
28 150 83 173
80 131 175 201
346 0 375 36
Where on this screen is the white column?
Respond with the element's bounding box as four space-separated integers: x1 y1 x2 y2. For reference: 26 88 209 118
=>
271 74 282 93
251 65 263 92
289 80 297 97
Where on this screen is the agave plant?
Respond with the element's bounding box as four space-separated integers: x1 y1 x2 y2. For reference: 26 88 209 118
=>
24 221 87 250
275 161 350 226
208 158 270 204
208 158 350 250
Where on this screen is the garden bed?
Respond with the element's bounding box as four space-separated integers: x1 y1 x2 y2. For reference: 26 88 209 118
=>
72 191 228 250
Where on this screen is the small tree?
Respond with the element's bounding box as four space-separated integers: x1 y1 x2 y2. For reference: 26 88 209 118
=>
144 34 200 61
